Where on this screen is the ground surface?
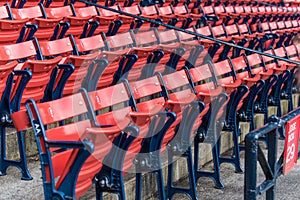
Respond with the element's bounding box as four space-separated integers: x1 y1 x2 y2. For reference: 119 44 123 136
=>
0 140 299 200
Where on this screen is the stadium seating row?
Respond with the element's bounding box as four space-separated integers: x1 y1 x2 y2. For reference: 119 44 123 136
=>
0 0 299 199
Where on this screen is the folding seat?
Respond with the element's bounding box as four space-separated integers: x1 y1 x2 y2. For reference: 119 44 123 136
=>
74 4 122 36
37 36 99 97
139 4 161 29
72 32 137 91
11 4 64 41
88 81 175 199
152 28 188 74
209 3 237 25
186 63 228 189
193 4 223 26
126 29 164 81
0 4 35 44
10 90 139 199
210 24 235 61
230 54 270 130
160 70 206 199
157 5 191 29
257 22 279 51
194 25 225 62
172 4 202 28
273 46 299 111
117 5 144 33
210 59 249 174
0 39 74 180
224 23 249 58
232 4 245 24
44 5 95 38
129 73 204 199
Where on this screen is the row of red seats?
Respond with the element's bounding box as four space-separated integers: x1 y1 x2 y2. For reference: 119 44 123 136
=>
0 1 299 199
9 30 300 198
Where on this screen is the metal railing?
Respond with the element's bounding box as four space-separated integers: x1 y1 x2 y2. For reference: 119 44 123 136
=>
244 107 300 200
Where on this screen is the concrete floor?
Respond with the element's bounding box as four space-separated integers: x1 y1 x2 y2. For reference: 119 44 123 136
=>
0 140 299 200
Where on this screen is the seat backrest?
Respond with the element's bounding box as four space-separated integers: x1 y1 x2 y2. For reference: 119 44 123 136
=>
44 5 75 18
224 5 235 14
11 5 45 19
99 5 119 17
88 82 132 125
173 5 188 15
268 22 278 32
161 69 196 105
212 59 235 85
75 5 98 18
0 4 11 19
230 55 251 78
284 21 293 29
11 91 100 199
273 47 287 58
238 23 250 35
177 27 197 42
141 4 158 16
122 4 141 15
74 34 106 53
277 21 286 30
187 63 219 94
158 5 173 15
195 25 213 37
234 5 245 14
106 31 134 50
225 24 239 36
133 29 159 48
214 4 225 14
211 24 227 38
202 5 214 15
243 5 252 14
130 75 166 112
38 37 74 57
285 45 298 59
260 22 270 32
157 28 179 44
258 6 266 13
246 53 264 75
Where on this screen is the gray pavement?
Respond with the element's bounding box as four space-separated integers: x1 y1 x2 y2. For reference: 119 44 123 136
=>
0 140 300 200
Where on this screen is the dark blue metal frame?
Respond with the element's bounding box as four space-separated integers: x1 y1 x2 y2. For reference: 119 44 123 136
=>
245 107 300 200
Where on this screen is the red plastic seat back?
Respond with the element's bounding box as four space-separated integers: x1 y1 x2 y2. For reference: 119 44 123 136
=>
188 64 218 95
211 24 226 38
88 82 132 127
157 29 179 44
74 34 106 53
44 5 74 19
11 5 44 19
75 6 98 18
231 56 251 79
122 5 141 16
162 69 196 106
106 31 134 50
246 53 264 74
38 37 74 57
202 5 214 15
0 5 11 19
141 5 158 16
225 24 239 36
213 60 235 86
133 29 159 47
285 45 298 60
130 75 165 112
158 5 173 15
